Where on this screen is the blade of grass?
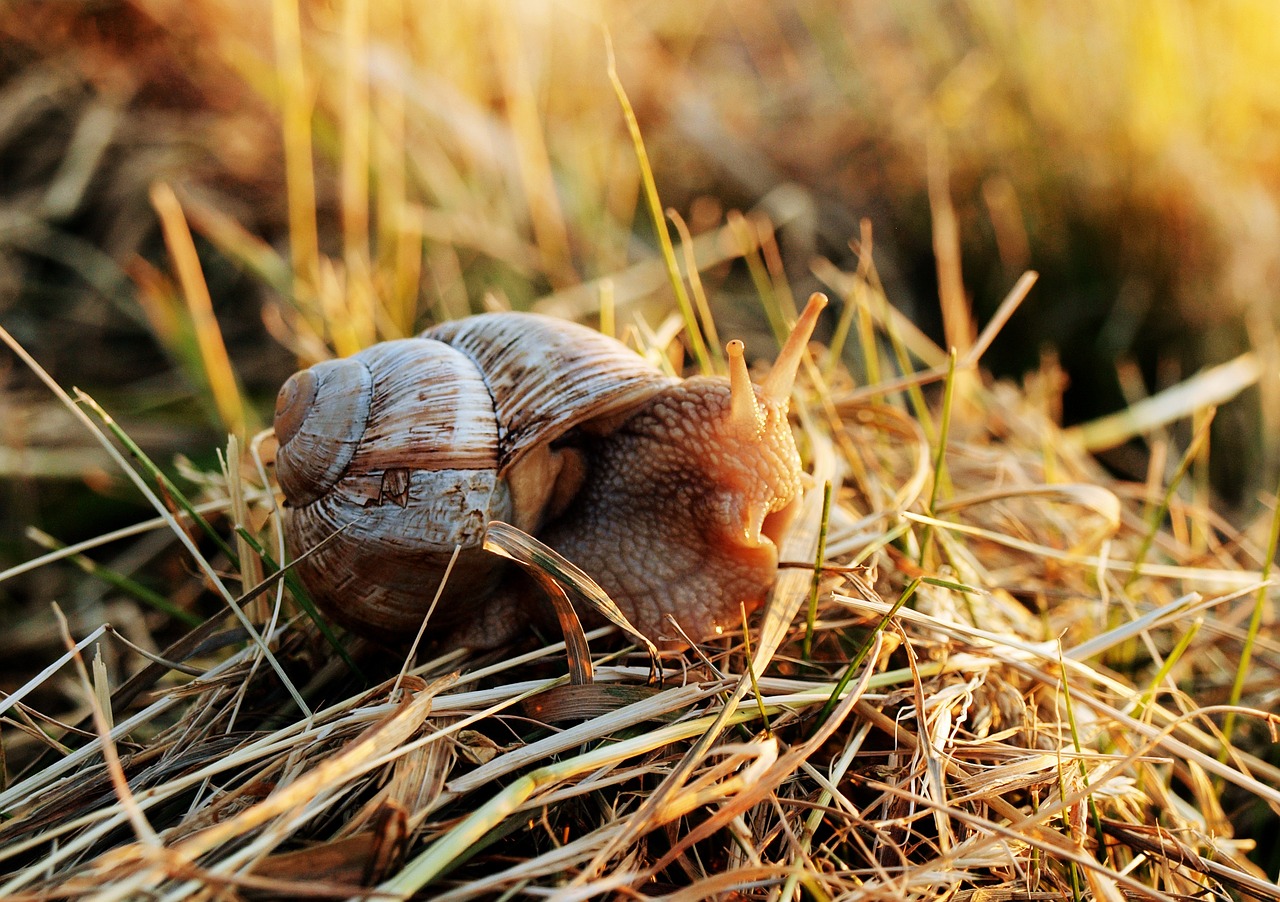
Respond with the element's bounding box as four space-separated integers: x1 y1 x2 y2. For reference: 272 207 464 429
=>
829 219 875 387
919 349 958 566
927 130 975 358
740 603 770 737
340 0 371 274
1125 408 1216 591
757 218 800 326
233 525 363 678
78 392 240 569
1066 354 1258 452
271 0 321 301
496 9 574 287
666 208 722 368
958 270 1038 369
604 30 710 375
811 576 919 736
598 278 615 340
26 528 201 626
0 624 108 720
1057 645 1109 866
51 605 159 849
802 481 833 661
1135 615 1202 719
728 210 787 344
221 435 263 603
183 193 294 297
150 183 251 438
0 495 264 588
0 324 309 717
1221 462 1280 752
485 521 660 680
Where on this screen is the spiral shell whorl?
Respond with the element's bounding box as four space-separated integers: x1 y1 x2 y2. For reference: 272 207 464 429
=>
274 358 374 507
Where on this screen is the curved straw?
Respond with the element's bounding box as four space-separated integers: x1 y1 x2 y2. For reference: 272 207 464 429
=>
762 292 828 404
726 339 762 431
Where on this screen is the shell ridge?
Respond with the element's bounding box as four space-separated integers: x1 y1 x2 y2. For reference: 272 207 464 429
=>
424 313 674 473
275 357 375 508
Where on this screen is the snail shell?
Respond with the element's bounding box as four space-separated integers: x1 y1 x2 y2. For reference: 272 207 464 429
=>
274 315 675 643
274 298 823 647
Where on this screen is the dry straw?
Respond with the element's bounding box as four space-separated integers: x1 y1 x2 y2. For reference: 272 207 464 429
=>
1 248 1278 898
1 3 1278 898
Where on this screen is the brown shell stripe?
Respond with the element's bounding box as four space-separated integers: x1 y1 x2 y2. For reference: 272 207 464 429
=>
424 314 675 474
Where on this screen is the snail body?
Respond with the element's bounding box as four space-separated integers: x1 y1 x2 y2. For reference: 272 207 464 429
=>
273 297 824 648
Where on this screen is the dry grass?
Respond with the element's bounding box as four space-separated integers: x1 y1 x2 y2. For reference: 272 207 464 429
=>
1 1 1279 899
2 256 1278 897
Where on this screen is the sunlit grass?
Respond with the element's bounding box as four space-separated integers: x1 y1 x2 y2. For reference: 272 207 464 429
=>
1 0 1280 896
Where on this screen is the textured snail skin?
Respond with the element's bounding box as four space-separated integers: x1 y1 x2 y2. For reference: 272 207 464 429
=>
275 306 818 650
534 378 802 644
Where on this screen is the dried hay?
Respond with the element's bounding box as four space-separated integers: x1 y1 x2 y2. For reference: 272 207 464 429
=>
0 2 1278 899
1 278 1277 900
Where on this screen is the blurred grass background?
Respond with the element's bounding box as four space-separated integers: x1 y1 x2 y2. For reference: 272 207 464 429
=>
2 0 1279 652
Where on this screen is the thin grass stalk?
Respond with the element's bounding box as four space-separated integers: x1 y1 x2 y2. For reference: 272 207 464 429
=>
667 208 722 366
926 130 974 358
90 649 112 734
51 606 160 848
395 544 462 695
900 511 1265 586
813 576 918 735
739 604 771 736
845 271 874 386
271 0 321 307
1125 408 1216 591
831 221 876 387
802 480 833 660
918 349 958 566
1190 409 1211 555
881 293 937 442
1057 646 1109 866
728 210 787 344
497 12 573 287
0 325 310 718
340 0 370 282
1135 615 1202 718
0 624 108 720
958 270 1038 369
372 0 413 336
25 528 201 626
1065 353 1259 452
604 33 710 374
1221 464 1280 751
598 278 615 339
78 393 240 568
221 434 264 611
182 195 294 299
232 526 361 676
757 218 800 325
150 183 249 437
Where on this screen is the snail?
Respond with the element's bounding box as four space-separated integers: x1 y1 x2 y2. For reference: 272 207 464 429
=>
272 294 826 649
